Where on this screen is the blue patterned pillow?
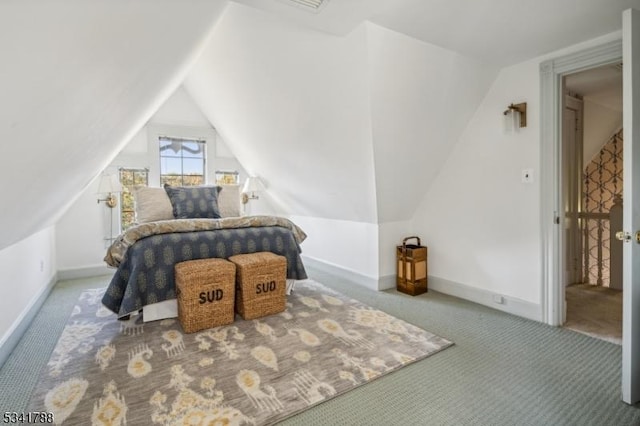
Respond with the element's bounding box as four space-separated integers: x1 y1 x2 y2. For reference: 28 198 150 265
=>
164 185 222 219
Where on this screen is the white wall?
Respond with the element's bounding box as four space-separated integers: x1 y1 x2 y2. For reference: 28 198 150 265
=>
412 56 542 305
290 215 379 287
365 23 497 289
0 227 56 351
55 175 115 274
411 32 622 310
56 87 248 272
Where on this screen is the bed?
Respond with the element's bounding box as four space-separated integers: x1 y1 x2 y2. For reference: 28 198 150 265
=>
100 185 308 320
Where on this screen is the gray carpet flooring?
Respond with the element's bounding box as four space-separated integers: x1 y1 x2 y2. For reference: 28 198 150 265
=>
1 267 639 425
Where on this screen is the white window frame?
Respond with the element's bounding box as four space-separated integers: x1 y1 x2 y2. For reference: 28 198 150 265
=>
146 124 217 186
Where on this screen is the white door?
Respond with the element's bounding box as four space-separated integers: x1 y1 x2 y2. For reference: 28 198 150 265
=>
562 95 583 291
622 8 640 405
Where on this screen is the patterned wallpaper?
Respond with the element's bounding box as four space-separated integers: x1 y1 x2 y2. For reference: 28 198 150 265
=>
582 129 623 287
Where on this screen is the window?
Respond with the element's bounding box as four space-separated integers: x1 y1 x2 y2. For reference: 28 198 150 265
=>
119 168 149 231
215 170 240 185
159 136 206 186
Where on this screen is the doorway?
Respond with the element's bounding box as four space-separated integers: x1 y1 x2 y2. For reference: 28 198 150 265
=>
560 64 623 344
542 11 640 405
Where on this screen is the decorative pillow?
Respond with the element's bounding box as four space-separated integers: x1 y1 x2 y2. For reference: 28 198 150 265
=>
133 186 174 223
164 185 222 219
217 184 243 217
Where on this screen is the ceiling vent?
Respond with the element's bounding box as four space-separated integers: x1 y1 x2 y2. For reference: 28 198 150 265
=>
280 0 329 13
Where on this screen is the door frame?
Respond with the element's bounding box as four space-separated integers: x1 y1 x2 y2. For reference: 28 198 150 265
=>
540 39 622 326
562 93 584 297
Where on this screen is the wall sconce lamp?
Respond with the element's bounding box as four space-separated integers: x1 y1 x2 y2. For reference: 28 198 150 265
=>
242 176 265 204
97 173 122 208
503 102 527 131
97 173 123 243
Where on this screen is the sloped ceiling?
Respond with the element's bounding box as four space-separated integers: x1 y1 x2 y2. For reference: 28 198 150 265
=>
184 3 497 225
0 0 227 250
185 0 633 225
565 63 623 112
184 3 379 223
368 0 638 66
367 23 497 223
2 0 636 251
234 0 638 67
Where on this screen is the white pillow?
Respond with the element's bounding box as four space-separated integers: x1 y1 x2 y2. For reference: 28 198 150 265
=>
217 184 242 217
133 186 174 223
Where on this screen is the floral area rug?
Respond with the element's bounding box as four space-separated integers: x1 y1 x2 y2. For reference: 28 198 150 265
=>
28 280 453 425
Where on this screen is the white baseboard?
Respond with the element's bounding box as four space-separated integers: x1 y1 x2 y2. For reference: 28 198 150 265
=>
378 274 396 290
57 264 114 281
301 255 380 291
0 272 58 369
302 256 397 291
301 255 541 321
429 275 542 322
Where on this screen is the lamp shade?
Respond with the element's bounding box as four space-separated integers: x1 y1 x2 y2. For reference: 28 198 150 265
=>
503 109 518 133
511 108 520 130
242 176 265 193
97 173 122 194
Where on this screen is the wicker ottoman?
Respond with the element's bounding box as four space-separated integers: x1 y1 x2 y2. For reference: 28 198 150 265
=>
229 252 287 320
175 258 236 333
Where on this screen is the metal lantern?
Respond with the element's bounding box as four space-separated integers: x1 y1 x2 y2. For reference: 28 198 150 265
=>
396 236 428 296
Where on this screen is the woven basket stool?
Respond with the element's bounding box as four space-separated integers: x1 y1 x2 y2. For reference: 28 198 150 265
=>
175 258 236 333
229 252 287 320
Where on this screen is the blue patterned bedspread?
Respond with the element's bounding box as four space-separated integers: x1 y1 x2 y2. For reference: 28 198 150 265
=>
102 226 307 317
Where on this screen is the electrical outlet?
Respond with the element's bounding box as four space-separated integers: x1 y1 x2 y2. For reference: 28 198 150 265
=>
493 294 504 305
39 260 44 272
521 169 533 183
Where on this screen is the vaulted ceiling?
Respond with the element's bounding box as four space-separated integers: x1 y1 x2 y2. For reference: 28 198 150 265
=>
236 0 638 66
0 0 227 250
0 0 637 251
